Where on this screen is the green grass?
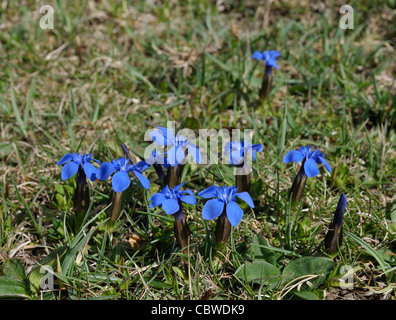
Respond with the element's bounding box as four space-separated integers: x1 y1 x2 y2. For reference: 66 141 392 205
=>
0 0 395 300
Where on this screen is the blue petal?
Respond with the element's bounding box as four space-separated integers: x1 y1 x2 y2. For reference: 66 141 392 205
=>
269 50 281 59
112 171 130 192
173 182 187 192
136 160 150 172
180 195 196 205
282 150 304 164
226 201 244 227
236 191 255 208
162 198 180 215
230 150 243 165
97 162 116 180
157 126 176 141
149 193 167 208
316 156 331 173
304 158 320 178
198 185 218 199
83 162 98 181
186 143 201 164
167 146 185 166
182 189 194 196
133 170 150 189
61 162 79 180
57 153 74 165
252 51 263 60
149 129 167 146
252 144 263 152
202 199 225 221
267 59 279 69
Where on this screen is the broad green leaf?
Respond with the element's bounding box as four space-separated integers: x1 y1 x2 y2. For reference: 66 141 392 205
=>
248 235 278 265
234 261 281 287
28 246 68 294
282 256 335 288
0 277 31 299
293 290 319 300
2 259 27 282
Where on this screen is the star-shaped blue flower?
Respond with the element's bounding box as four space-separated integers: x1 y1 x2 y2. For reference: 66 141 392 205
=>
198 185 254 227
97 156 150 192
57 152 99 181
282 145 331 178
149 127 201 166
144 149 170 170
224 139 263 165
333 193 347 229
149 182 196 215
252 50 281 69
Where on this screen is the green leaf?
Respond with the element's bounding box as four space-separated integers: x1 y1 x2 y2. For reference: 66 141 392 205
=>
2 259 27 282
346 232 393 281
293 290 319 300
0 277 31 299
247 235 278 265
172 266 186 280
234 261 281 287
282 256 335 288
28 246 68 294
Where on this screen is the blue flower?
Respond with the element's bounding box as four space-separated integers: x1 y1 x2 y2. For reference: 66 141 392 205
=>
97 156 150 192
144 149 170 170
333 193 347 229
149 182 196 215
149 127 201 166
198 185 254 227
252 50 281 69
57 152 99 181
282 145 331 178
325 193 347 253
224 139 263 165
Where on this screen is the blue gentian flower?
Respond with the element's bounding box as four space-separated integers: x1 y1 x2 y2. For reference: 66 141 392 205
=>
252 50 281 68
252 50 281 75
325 193 347 253
97 156 150 192
198 185 254 227
333 193 347 229
57 152 99 181
282 145 331 178
149 127 201 166
145 149 170 170
149 182 196 215
224 139 263 165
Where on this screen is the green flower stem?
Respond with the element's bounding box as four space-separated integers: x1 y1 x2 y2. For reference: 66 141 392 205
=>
259 72 272 103
108 190 124 222
173 207 191 251
289 160 307 208
236 162 251 193
73 168 90 232
214 209 231 247
166 164 185 188
153 163 166 188
324 222 343 254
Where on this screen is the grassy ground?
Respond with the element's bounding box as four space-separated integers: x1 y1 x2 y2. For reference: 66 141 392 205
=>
0 0 395 300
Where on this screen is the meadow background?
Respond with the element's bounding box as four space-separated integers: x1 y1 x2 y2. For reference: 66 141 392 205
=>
0 0 395 300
